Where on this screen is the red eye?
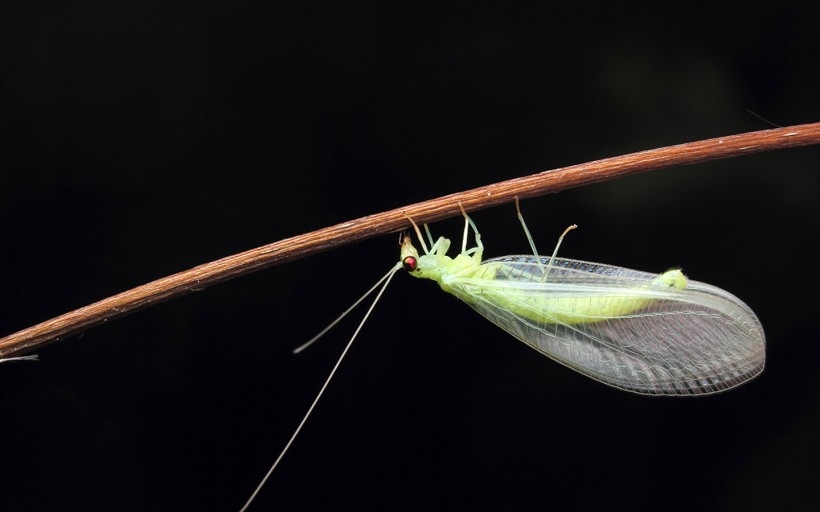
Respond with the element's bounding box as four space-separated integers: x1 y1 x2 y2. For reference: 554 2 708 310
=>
402 256 418 272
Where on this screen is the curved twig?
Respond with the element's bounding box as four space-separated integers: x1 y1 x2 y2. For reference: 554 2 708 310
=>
1 122 819 359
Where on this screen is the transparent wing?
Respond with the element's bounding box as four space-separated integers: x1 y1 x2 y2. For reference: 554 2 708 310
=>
452 256 765 395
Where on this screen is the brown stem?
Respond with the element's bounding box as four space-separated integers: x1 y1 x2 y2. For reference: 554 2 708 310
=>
2 122 819 359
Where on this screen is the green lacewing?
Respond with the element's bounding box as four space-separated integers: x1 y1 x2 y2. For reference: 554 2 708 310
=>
400 205 764 395
240 202 765 510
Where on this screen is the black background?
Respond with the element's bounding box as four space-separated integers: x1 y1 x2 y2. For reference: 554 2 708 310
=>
2 3 819 511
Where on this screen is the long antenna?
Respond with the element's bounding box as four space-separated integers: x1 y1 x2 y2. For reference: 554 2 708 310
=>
239 261 402 511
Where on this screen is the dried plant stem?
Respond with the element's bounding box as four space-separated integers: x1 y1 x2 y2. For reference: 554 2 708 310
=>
2 122 819 359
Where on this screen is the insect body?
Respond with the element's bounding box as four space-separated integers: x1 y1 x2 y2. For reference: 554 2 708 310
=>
400 212 765 395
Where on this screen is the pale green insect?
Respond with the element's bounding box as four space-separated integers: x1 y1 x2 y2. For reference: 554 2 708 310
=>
399 206 765 396
240 203 766 510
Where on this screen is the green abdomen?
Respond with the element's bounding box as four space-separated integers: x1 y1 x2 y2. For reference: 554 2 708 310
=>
440 260 686 326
